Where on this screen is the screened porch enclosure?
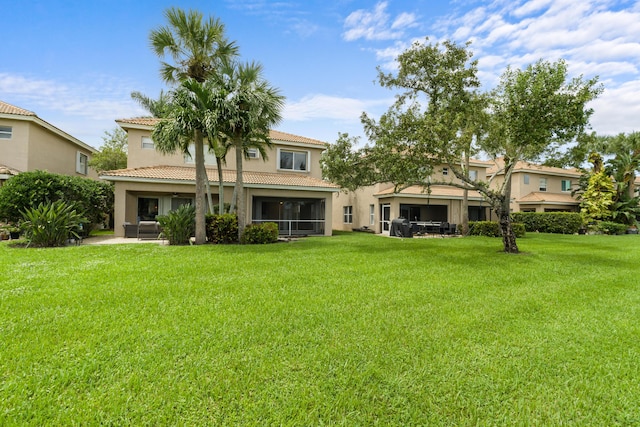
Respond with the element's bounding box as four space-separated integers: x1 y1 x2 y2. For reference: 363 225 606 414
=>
252 197 326 235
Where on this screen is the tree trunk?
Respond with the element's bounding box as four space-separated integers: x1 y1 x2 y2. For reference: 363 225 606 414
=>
205 171 214 215
193 130 207 244
461 153 470 235
216 156 225 214
499 171 518 253
235 138 246 241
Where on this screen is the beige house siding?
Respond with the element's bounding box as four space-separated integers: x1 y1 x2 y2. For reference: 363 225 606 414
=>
331 163 491 234
0 101 97 180
105 119 338 238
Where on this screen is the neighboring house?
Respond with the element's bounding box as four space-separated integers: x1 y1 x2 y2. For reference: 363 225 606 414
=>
101 118 340 237
0 100 98 185
487 159 583 213
332 159 492 234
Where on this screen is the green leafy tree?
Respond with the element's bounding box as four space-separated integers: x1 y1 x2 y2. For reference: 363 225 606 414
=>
581 153 615 223
148 7 239 244
88 128 128 173
322 39 602 253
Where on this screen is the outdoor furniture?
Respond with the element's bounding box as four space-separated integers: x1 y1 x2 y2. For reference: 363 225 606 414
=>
137 221 161 240
123 222 138 238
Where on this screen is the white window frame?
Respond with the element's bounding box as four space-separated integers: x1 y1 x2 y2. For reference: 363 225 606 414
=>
469 170 478 181
247 148 259 159
141 136 154 149
539 178 547 192
278 148 310 172
184 144 217 165
561 179 571 192
343 206 353 224
369 204 375 225
523 174 530 185
0 125 12 139
76 152 88 175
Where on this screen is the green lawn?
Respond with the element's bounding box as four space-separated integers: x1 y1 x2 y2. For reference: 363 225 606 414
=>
1 233 639 425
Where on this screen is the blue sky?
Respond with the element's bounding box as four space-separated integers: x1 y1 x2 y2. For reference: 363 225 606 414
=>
2 0 640 149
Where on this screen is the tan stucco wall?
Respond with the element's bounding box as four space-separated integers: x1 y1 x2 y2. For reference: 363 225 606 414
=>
0 118 96 178
0 119 29 171
125 127 326 180
113 180 334 237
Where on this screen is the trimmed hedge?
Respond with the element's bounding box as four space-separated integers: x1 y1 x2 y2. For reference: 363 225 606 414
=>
468 221 526 238
206 213 238 244
594 221 627 235
241 222 279 244
511 212 583 234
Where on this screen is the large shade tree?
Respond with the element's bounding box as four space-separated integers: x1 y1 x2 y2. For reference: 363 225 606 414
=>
322 39 602 253
209 60 285 240
148 7 239 244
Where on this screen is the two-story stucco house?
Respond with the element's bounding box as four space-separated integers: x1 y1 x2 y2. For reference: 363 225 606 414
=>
100 118 339 237
0 100 98 186
487 159 583 213
332 159 493 234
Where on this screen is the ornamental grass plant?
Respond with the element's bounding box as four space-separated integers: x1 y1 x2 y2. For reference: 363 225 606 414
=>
1 232 639 424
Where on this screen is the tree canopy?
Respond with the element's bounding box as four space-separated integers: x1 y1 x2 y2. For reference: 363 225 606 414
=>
322 38 603 253
89 127 128 173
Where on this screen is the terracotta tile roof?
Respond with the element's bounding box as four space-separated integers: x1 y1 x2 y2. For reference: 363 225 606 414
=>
100 165 340 190
0 100 36 116
0 164 21 176
518 191 579 204
375 184 484 200
487 157 582 177
116 117 326 146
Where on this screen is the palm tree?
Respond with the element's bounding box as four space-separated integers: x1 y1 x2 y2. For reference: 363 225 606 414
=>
131 90 173 118
149 7 239 244
210 60 285 240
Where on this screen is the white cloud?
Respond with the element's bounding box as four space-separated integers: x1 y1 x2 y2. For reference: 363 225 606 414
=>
343 1 417 41
284 94 391 122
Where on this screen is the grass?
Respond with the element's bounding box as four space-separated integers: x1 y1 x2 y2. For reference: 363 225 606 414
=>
1 232 639 425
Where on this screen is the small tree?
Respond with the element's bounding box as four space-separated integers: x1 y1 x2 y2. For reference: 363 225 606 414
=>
89 128 128 173
323 39 602 253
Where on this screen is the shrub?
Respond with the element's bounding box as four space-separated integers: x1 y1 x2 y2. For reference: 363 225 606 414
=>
206 213 238 244
468 221 525 238
21 200 87 247
511 212 583 234
241 222 279 244
157 204 195 245
595 221 627 235
0 170 113 229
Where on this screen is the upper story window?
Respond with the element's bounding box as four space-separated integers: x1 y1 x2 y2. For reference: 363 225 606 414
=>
0 126 12 139
561 179 571 192
141 136 154 149
523 174 530 185
442 167 448 176
539 178 547 192
76 152 88 175
184 144 217 165
469 170 478 181
247 148 259 159
279 149 308 172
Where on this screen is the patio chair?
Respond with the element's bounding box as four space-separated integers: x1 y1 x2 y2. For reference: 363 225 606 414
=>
137 221 161 240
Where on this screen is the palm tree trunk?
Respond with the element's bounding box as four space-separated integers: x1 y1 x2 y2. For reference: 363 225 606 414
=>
205 172 214 215
216 155 225 214
235 139 246 241
461 153 470 235
194 130 207 244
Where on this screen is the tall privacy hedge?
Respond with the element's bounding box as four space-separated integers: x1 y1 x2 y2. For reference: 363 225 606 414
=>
511 212 583 234
0 170 113 228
